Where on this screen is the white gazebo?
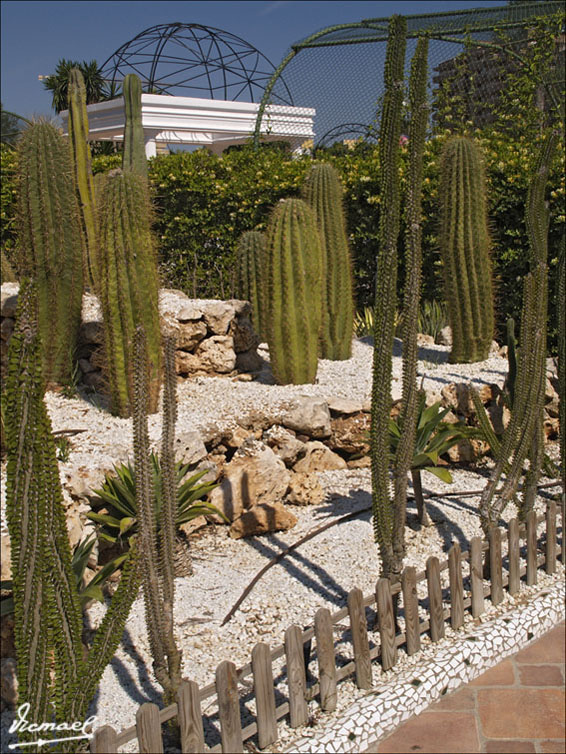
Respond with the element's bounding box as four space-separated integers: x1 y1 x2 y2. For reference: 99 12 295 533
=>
60 93 315 156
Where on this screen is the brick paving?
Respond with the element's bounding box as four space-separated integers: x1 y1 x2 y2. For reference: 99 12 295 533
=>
364 621 565 754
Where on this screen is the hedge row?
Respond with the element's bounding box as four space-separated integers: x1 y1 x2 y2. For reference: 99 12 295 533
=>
1 130 563 349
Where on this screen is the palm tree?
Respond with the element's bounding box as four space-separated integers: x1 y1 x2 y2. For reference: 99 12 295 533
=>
43 59 106 113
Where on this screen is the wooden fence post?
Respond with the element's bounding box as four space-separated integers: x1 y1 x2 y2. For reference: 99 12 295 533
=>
91 725 118 753
216 660 243 753
314 607 337 711
426 556 444 642
526 510 538 585
469 537 485 617
545 501 557 574
285 625 308 728
376 578 397 671
401 566 420 655
508 518 520 595
136 703 164 754
177 680 205 754
448 543 464 629
347 587 373 689
488 528 503 605
251 642 278 749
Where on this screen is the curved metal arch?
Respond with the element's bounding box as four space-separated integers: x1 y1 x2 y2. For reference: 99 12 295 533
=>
315 122 378 149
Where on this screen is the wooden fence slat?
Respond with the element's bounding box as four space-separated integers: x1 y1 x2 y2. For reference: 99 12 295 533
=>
546 501 557 574
216 660 243 753
285 625 308 728
91 725 118 753
177 680 205 754
426 556 444 642
376 578 397 671
448 543 465 629
526 510 538 585
470 537 485 617
507 518 520 595
251 642 278 749
136 703 164 754
401 567 421 655
347 587 373 689
561 501 565 565
314 607 337 711
489 528 503 605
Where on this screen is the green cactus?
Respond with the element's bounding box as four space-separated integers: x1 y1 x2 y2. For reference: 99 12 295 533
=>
16 121 84 385
96 170 162 416
68 67 98 289
301 163 354 360
265 198 323 385
236 230 268 340
439 136 494 363
4 280 141 750
558 234 565 506
1 249 17 283
122 73 148 179
370 14 407 582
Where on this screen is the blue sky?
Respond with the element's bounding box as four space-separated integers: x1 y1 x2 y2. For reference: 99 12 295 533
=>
1 0 505 120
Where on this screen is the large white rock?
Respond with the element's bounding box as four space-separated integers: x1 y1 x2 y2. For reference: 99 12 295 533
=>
196 335 236 373
281 396 331 439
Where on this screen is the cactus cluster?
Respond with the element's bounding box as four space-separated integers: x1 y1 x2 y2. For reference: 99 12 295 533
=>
265 198 323 385
236 230 268 340
16 121 84 385
302 163 354 360
438 136 495 363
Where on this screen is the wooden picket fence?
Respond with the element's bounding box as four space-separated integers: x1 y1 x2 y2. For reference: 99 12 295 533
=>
91 502 564 753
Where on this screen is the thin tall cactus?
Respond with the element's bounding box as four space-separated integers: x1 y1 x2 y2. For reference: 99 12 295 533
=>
5 280 141 750
479 131 559 534
96 171 162 416
122 73 148 179
439 136 495 363
236 230 268 340
68 67 98 289
265 198 323 385
302 163 354 360
16 121 84 385
558 233 565 507
370 14 407 581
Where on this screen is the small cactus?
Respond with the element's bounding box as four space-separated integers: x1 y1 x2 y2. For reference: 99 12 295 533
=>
265 198 323 385
236 230 268 340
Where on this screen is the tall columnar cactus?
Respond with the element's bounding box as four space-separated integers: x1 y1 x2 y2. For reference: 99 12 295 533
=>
96 171 162 416
479 131 559 534
16 121 84 385
558 234 565 507
370 14 407 581
266 198 323 385
439 136 494 363
68 67 98 289
122 73 148 179
301 163 354 360
236 230 268 340
5 280 141 750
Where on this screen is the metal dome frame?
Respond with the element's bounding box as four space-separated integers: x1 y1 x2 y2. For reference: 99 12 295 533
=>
99 22 294 105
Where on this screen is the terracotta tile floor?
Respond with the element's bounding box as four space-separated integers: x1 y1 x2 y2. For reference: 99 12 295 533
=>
364 621 565 754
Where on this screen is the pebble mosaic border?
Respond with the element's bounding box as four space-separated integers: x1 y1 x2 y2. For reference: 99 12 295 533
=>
285 580 565 753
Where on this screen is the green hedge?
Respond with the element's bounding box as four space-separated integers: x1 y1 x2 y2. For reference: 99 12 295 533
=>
2 131 563 351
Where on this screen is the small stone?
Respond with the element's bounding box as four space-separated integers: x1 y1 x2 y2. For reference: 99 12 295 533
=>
229 503 297 538
286 472 325 506
436 326 452 346
1 535 11 581
196 335 236 373
327 397 364 416
0 657 18 709
293 441 347 473
282 397 331 438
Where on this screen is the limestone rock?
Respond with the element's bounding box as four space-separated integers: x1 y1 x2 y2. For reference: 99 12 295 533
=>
177 303 204 321
282 397 331 439
417 333 435 346
229 503 297 539
327 397 364 416
487 404 511 435
179 516 207 537
286 472 325 506
436 326 452 346
328 413 370 456
203 301 235 335
1 535 11 581
1 283 19 317
174 431 208 466
293 441 347 473
1 657 18 710
196 335 236 373
446 440 475 464
177 321 207 351
441 383 475 417
263 425 305 467
544 417 559 441
175 351 201 375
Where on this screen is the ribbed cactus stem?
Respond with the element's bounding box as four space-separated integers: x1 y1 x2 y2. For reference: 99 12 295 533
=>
236 230 268 340
302 163 354 360
122 73 148 179
96 171 162 416
558 234 565 507
68 67 98 289
370 14 407 581
16 122 84 385
439 136 494 363
266 198 323 385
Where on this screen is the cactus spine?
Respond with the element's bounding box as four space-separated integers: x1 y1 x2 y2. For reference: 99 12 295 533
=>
439 136 494 363
302 163 354 360
370 14 407 581
236 230 268 340
96 171 162 416
266 198 323 384
122 73 148 179
5 281 141 749
479 131 559 533
16 122 84 385
68 67 98 289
